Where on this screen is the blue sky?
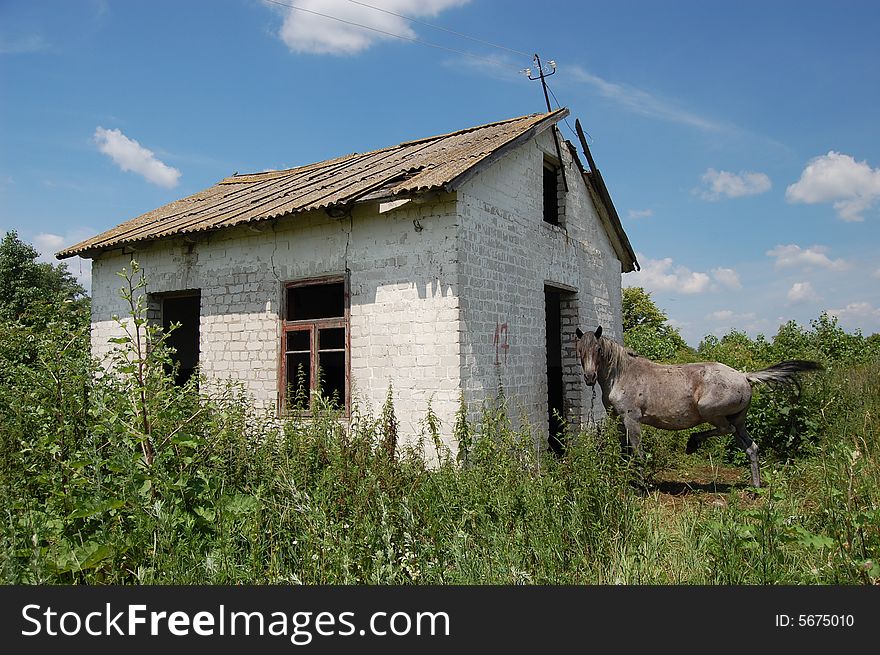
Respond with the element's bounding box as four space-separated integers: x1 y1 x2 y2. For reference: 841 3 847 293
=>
2 0 878 345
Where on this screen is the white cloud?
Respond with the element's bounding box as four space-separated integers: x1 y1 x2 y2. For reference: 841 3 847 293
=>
0 33 49 54
711 267 742 290
829 302 880 319
626 255 711 294
766 244 848 271
94 127 181 188
786 151 880 221
873 268 880 279
627 255 743 295
698 168 771 200
32 232 66 256
787 281 820 303
828 302 880 330
568 66 722 131
706 309 756 322
94 127 180 188
627 208 654 220
91 0 110 18
707 309 734 322
32 231 93 292
705 309 760 336
827 302 880 334
269 0 469 55
444 51 524 83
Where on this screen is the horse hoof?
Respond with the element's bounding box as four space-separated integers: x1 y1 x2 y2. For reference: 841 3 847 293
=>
685 441 698 455
629 479 649 496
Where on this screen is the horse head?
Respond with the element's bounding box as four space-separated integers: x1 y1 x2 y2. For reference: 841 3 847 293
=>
575 325 603 386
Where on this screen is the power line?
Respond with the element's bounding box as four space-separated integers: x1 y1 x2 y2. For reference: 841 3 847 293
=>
342 0 531 58
546 78 591 145
266 0 568 119
264 0 524 68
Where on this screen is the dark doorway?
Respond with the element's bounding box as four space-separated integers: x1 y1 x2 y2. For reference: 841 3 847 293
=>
162 292 200 386
545 287 565 455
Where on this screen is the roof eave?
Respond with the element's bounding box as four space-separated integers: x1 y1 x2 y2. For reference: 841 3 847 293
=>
565 121 639 273
584 170 639 273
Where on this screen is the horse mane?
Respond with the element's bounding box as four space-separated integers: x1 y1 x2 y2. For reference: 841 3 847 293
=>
599 335 639 375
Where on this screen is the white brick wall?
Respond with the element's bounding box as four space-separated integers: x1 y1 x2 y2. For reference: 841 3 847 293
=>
456 128 622 441
89 126 625 458
91 197 462 455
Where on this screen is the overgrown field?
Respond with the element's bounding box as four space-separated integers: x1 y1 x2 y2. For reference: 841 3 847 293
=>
2 326 878 584
0 243 878 584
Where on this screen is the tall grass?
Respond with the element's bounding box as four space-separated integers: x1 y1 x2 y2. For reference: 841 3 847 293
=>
1 269 877 585
2 359 877 584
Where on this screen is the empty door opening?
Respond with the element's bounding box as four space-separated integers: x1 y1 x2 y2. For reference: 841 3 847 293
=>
545 287 565 455
162 292 200 386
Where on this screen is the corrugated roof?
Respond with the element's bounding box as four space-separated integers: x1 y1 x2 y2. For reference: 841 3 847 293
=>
58 109 568 259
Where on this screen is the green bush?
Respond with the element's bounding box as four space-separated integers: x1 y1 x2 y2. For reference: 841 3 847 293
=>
622 287 693 362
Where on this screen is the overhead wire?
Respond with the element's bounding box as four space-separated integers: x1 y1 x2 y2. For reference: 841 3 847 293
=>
263 0 527 68
341 0 531 57
546 79 592 145
265 0 590 138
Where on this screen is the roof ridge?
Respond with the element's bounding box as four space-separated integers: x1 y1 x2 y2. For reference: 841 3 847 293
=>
395 110 553 148
223 110 562 183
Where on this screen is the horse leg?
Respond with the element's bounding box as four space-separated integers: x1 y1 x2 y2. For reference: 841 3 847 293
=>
685 421 734 454
730 414 761 488
621 413 647 490
616 417 630 455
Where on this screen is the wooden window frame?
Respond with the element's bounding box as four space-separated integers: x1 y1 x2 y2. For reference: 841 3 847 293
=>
279 274 350 416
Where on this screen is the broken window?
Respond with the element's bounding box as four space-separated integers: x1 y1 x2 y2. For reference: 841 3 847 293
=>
543 156 562 226
281 277 348 413
151 290 201 386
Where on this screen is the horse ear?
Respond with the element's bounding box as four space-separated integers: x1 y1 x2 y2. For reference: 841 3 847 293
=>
575 328 584 339
594 326 603 339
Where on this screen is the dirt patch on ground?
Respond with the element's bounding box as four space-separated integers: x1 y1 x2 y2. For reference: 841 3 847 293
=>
647 464 757 510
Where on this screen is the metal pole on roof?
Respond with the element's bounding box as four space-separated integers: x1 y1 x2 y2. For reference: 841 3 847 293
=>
532 52 554 113
529 53 568 192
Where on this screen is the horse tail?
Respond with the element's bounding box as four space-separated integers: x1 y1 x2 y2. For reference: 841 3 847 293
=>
745 360 823 392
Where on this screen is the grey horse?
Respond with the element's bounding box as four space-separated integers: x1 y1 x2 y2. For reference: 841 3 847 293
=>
574 326 822 488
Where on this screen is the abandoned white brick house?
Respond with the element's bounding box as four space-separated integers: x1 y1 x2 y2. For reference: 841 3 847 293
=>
58 109 638 456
